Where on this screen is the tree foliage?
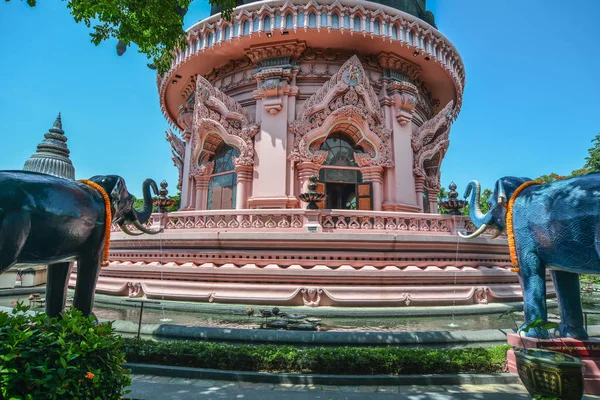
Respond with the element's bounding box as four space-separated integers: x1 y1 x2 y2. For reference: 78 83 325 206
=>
6 0 236 74
584 133 600 172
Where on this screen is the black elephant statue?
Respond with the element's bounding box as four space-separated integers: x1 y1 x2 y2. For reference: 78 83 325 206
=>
0 171 161 317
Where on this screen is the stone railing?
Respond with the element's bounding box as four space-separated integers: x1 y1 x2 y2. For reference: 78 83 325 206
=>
158 0 465 122
112 209 502 237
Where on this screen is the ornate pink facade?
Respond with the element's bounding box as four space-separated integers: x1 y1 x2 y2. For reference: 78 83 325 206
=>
78 0 553 307
162 0 463 213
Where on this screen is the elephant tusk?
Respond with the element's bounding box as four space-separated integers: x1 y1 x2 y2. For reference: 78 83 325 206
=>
119 223 144 236
458 223 488 239
131 220 163 235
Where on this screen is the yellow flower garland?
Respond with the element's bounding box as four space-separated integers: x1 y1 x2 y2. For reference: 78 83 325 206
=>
78 180 112 267
507 180 541 272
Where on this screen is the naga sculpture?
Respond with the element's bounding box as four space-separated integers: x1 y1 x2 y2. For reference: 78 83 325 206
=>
0 171 161 317
459 173 600 339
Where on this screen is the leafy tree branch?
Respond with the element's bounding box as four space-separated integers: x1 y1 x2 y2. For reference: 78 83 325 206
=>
5 0 236 74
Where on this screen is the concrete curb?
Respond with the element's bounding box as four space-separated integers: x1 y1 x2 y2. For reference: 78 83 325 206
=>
92 292 541 317
0 287 46 296
124 363 520 386
111 320 600 346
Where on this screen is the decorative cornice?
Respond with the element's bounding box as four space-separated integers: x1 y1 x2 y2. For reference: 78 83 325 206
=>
377 52 421 81
245 40 307 67
386 80 419 126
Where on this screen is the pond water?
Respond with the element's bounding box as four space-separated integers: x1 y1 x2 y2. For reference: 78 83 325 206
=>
3 291 600 333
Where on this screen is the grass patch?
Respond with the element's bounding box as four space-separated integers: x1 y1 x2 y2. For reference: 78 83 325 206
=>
122 339 510 375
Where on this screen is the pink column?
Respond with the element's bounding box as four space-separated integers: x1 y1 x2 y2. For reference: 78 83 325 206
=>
428 188 439 214
361 166 384 211
389 82 419 211
194 177 210 210
296 162 321 208
380 96 396 210
297 162 321 192
235 165 253 209
414 176 425 212
177 109 193 210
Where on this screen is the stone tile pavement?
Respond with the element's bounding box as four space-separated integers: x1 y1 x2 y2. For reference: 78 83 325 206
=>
127 374 600 399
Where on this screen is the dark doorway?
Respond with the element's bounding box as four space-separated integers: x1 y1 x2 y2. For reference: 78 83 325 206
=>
326 182 357 209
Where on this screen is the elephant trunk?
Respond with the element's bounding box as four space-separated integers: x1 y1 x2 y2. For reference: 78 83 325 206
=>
134 179 159 224
464 180 492 228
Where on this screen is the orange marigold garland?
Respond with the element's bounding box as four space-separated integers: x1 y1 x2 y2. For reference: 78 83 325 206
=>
506 180 541 273
78 180 112 267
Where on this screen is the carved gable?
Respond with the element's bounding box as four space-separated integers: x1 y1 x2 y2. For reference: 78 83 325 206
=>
290 55 392 167
191 76 259 177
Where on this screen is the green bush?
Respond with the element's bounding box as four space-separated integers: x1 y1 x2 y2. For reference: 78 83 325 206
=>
0 303 131 400
122 339 510 375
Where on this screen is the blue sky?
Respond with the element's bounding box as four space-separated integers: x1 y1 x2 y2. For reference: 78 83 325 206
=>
1 0 599 198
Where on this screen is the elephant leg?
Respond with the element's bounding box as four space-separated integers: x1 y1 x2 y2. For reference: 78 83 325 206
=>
0 214 30 274
518 250 549 338
551 269 588 339
73 250 102 317
45 262 73 317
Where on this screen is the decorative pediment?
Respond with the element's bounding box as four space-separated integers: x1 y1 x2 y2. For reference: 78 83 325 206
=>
191 76 259 176
290 55 392 167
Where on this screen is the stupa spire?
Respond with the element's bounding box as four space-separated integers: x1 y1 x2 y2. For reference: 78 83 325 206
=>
23 113 75 179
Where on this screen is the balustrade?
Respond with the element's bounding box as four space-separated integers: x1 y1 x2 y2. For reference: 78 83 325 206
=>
158 0 465 105
111 209 503 238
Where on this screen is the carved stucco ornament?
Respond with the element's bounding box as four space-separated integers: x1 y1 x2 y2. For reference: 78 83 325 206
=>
190 75 259 177
412 100 456 191
165 128 186 189
247 40 306 115
289 55 393 168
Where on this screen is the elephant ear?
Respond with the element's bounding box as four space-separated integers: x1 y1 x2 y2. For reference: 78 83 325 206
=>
109 177 131 221
110 177 127 203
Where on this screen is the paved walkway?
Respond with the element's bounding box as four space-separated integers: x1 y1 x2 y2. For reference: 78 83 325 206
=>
127 375 600 399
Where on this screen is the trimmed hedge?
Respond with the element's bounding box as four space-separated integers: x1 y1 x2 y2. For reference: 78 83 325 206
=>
122 339 510 375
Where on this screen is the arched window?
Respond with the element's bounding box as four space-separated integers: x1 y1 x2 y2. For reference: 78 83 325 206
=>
343 15 350 29
308 12 317 28
331 13 339 28
253 17 260 31
264 15 271 31
207 143 238 210
318 134 368 210
275 13 281 28
208 33 213 47
392 25 398 40
215 29 220 42
320 12 327 27
374 19 380 35
285 13 293 29
243 20 250 35
297 12 305 27
353 15 361 31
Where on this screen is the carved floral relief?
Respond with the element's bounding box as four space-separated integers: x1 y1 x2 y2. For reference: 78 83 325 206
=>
190 75 259 178
289 55 393 168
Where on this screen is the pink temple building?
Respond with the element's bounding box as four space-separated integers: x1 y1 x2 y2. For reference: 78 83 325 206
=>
81 0 555 307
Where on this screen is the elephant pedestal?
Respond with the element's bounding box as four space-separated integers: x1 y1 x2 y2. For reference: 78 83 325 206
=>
507 333 600 395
